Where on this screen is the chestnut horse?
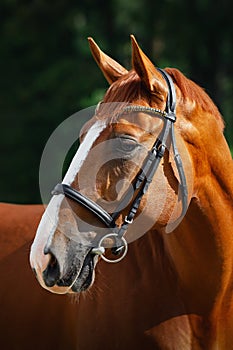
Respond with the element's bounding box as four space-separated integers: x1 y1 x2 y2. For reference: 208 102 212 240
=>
0 203 78 349
30 36 233 349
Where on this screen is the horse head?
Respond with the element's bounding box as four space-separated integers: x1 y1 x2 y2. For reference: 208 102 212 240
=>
30 36 218 294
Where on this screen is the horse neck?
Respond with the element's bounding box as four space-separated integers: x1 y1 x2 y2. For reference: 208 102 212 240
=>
193 124 233 237
163 129 233 315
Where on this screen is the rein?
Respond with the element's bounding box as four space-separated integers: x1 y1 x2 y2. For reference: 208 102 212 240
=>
52 69 188 263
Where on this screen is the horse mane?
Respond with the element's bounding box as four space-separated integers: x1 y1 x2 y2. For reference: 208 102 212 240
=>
165 68 224 130
103 68 224 131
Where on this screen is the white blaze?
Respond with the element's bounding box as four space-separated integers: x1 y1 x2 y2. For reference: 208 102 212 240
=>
63 119 106 185
30 119 107 272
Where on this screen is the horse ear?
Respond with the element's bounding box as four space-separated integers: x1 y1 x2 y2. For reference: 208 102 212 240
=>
131 35 166 98
88 37 128 85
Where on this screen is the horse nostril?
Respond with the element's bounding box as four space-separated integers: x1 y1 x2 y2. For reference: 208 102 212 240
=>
49 254 57 268
42 250 60 287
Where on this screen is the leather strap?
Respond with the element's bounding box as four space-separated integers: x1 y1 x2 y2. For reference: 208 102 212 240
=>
52 183 115 228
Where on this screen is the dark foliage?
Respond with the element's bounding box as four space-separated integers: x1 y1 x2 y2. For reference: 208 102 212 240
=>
0 0 232 203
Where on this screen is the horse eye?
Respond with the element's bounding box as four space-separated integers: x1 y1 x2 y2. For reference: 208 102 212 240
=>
118 136 138 153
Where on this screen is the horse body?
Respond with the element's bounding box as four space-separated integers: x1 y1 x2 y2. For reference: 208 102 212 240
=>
74 191 233 349
74 233 202 349
0 203 78 350
29 36 233 349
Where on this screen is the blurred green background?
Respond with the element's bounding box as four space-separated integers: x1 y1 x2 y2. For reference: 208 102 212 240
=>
1 0 232 203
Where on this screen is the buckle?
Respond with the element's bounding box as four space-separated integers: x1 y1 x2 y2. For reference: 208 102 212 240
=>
165 111 176 122
124 215 133 224
155 143 166 158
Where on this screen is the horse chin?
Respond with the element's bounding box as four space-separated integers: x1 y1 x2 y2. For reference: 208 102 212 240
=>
66 252 98 293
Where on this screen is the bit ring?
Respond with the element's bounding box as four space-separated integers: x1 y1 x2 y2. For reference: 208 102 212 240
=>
94 233 128 263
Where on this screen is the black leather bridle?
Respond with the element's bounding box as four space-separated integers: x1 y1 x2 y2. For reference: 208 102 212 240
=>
52 69 188 262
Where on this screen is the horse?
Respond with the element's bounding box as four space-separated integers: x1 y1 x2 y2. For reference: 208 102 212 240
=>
0 203 78 350
30 35 233 349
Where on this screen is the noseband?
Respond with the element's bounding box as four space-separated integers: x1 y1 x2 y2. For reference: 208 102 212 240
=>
52 69 188 262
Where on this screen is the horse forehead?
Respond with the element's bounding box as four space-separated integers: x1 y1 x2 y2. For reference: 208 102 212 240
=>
116 112 161 135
